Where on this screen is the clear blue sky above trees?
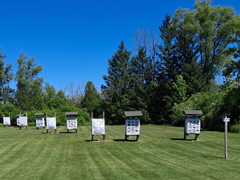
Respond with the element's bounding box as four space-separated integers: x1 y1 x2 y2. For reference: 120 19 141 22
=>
1 0 239 91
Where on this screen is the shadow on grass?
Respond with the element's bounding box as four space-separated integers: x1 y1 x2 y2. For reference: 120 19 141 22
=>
113 139 139 142
42 132 57 134
85 140 106 142
201 155 223 159
59 132 77 134
171 138 199 141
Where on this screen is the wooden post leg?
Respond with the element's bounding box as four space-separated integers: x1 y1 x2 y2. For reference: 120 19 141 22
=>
98 135 100 141
195 134 199 141
103 135 105 140
47 129 48 133
92 135 93 141
55 129 57 133
76 129 77 133
125 134 127 140
136 135 139 141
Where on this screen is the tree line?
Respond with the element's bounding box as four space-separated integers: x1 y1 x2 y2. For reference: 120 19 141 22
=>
1 0 240 132
101 0 240 131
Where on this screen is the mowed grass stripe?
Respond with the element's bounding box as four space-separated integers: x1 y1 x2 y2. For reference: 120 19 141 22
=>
1 125 240 179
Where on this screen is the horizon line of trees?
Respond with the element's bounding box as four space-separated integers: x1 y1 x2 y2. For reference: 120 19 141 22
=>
101 0 240 131
1 0 240 132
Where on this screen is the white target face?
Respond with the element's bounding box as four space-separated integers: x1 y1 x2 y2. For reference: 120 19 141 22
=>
47 117 56 129
67 118 77 130
3 117 10 125
125 119 140 135
92 119 105 134
185 118 201 134
19 117 28 126
17 118 19 126
36 118 45 127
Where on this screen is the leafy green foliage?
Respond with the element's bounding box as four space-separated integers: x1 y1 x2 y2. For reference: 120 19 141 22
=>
15 52 44 111
171 90 226 129
0 48 14 104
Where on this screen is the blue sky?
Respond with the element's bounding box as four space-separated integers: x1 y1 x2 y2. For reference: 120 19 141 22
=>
1 0 240 94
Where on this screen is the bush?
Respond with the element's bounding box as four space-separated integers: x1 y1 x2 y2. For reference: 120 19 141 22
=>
171 90 226 130
230 124 240 133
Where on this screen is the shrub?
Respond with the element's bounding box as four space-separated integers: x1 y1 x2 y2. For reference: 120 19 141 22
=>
230 125 240 133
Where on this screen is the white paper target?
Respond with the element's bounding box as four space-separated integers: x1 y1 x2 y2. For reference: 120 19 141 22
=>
19 117 28 126
185 118 201 134
47 117 56 129
125 119 140 135
3 117 11 125
92 118 105 134
36 118 45 127
67 118 77 130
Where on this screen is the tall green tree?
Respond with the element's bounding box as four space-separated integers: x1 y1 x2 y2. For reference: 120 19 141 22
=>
193 0 236 84
101 41 131 124
15 51 43 110
0 48 14 104
81 81 101 115
129 47 152 123
154 13 179 124
174 8 205 96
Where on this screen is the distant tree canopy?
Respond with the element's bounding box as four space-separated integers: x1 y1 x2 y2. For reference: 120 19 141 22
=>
1 0 240 131
81 81 101 116
101 0 240 127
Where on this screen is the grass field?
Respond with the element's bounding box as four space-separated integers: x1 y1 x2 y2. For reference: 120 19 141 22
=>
0 125 240 180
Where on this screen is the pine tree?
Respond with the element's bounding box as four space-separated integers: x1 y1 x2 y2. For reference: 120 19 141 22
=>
81 81 101 115
174 9 205 96
154 13 179 124
129 47 152 123
101 41 131 124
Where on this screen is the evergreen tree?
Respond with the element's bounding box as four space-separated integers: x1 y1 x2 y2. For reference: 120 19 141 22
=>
129 47 152 123
101 41 131 124
15 51 43 110
0 48 14 104
81 81 100 115
174 9 205 96
154 13 179 124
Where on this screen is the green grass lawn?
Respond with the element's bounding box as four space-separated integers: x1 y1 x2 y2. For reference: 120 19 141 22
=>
0 125 240 180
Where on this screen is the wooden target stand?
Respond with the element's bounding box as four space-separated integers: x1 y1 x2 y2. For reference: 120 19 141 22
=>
3 114 11 127
183 110 203 141
34 113 45 129
124 111 142 141
91 112 105 141
65 112 78 133
17 113 28 130
46 112 57 133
